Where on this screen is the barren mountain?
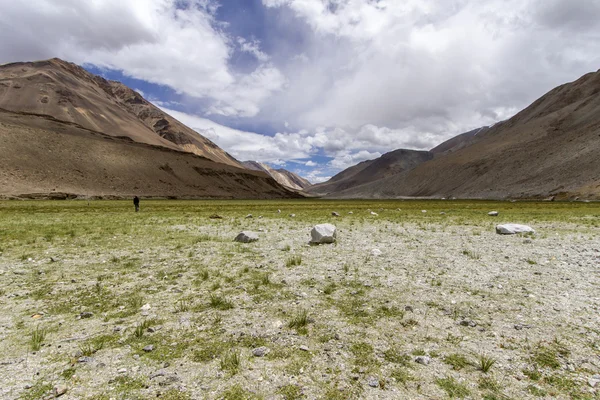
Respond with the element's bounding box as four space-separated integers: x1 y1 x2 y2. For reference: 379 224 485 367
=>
327 69 600 200
242 161 312 191
307 149 433 196
430 126 488 155
0 109 298 199
0 58 241 167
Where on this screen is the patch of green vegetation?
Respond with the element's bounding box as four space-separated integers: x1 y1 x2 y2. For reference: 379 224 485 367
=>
277 384 303 400
285 255 302 267
220 384 262 400
443 353 471 370
477 354 497 373
390 368 414 387
383 348 411 366
436 377 471 398
29 326 46 351
209 294 234 310
19 380 53 400
533 345 561 369
220 349 242 375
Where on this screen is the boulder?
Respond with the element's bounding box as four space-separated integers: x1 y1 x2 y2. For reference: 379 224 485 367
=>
488 211 499 216
234 231 259 243
310 224 337 244
496 224 535 235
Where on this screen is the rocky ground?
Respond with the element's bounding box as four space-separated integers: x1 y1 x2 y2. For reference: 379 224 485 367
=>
0 200 598 400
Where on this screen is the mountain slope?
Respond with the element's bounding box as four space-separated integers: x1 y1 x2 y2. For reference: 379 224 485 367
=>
242 161 311 190
307 149 433 196
0 58 241 167
328 70 600 199
0 108 298 199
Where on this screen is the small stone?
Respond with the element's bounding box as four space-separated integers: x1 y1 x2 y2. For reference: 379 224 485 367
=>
440 212 446 215
53 384 67 397
245 214 253 219
488 211 499 216
370 211 378 216
348 211 353 214
24 383 33 389
459 319 477 327
118 368 127 374
588 377 600 388
415 356 431 365
252 347 269 357
370 249 382 257
209 214 223 219
299 345 309 352
140 303 151 311
143 345 154 352
234 231 259 243
367 377 379 388
332 212 340 217
405 305 414 312
421 210 427 213
78 356 94 363
79 312 93 319
523 239 533 244
289 213 296 217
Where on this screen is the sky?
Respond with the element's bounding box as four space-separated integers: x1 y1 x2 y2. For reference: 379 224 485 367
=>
1 0 600 183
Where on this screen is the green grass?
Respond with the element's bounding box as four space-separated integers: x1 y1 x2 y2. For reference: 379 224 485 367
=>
436 377 471 398
29 327 46 351
443 353 470 370
285 255 302 267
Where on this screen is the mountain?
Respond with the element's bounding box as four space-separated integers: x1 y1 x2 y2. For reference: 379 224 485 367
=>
325 69 600 200
242 161 311 191
430 126 488 155
0 58 241 167
307 149 433 196
0 58 299 199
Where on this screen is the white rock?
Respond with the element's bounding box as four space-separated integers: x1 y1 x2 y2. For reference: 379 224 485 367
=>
348 211 353 214
488 211 499 216
421 210 427 213
310 224 337 244
277 209 281 213
370 211 378 216
140 303 151 311
371 249 382 257
289 214 296 218
234 231 259 243
245 214 253 219
332 212 340 217
496 224 535 235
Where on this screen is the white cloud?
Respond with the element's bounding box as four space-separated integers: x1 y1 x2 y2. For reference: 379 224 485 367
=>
305 160 317 167
0 0 283 117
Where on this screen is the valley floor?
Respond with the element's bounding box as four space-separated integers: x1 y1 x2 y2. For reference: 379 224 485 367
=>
0 200 599 399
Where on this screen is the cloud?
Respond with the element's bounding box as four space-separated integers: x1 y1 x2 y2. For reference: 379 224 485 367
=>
261 0 600 143
0 0 283 117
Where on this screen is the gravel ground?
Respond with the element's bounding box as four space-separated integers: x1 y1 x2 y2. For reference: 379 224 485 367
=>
0 201 599 399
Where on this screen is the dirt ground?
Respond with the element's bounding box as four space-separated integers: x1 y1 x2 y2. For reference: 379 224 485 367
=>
0 200 598 399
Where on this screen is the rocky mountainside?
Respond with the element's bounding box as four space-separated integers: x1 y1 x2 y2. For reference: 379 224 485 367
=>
0 109 298 199
0 58 300 199
307 149 433 196
242 161 311 191
0 58 241 167
326 69 600 200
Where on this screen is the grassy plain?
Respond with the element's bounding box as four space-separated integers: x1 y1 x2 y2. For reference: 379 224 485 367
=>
0 199 598 399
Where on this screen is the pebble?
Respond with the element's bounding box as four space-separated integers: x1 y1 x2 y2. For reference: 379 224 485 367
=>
143 345 154 352
140 304 151 311
79 312 93 319
332 212 340 217
371 249 382 257
415 356 431 365
53 384 67 397
459 319 477 327
252 347 269 357
299 345 309 352
118 368 127 374
367 377 379 388
589 375 600 388
78 356 94 363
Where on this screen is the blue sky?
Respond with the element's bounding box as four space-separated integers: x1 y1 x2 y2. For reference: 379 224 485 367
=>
2 0 600 182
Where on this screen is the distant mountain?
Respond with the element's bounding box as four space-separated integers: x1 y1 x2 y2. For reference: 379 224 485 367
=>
307 149 432 196
0 58 299 199
242 161 311 191
430 126 488 155
0 58 241 167
325 69 600 200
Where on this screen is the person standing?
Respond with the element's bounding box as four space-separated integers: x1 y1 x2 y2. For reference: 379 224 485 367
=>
133 196 140 212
